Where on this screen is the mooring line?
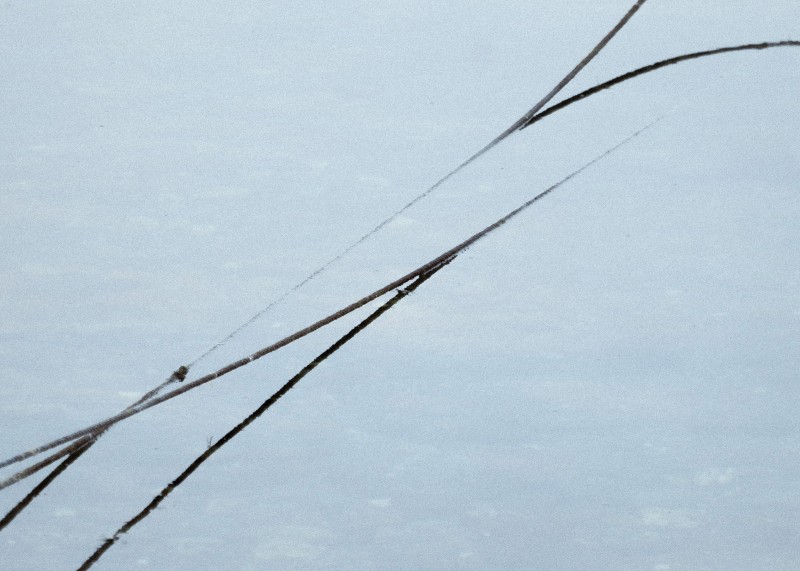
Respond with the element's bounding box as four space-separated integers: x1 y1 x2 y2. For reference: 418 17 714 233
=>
523 40 800 129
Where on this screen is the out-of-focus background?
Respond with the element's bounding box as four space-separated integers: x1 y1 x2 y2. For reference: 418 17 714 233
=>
1 2 798 569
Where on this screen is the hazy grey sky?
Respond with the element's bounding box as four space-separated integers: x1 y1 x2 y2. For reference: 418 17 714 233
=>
2 2 799 569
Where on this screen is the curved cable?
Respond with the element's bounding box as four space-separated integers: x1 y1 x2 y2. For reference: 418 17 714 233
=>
523 40 800 129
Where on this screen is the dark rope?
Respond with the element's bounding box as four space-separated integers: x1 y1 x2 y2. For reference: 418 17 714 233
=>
522 40 800 129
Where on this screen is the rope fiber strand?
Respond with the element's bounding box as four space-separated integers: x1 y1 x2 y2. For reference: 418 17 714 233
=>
523 40 800 129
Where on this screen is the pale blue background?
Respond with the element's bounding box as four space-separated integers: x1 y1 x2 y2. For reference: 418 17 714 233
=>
1 1 799 569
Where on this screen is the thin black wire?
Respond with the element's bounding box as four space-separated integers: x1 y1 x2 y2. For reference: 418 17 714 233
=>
6 31 798 534
77 263 449 570
5 33 796 559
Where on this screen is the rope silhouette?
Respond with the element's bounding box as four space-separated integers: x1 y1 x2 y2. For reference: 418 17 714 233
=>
2 38 797 529
2 9 797 541
523 40 800 129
